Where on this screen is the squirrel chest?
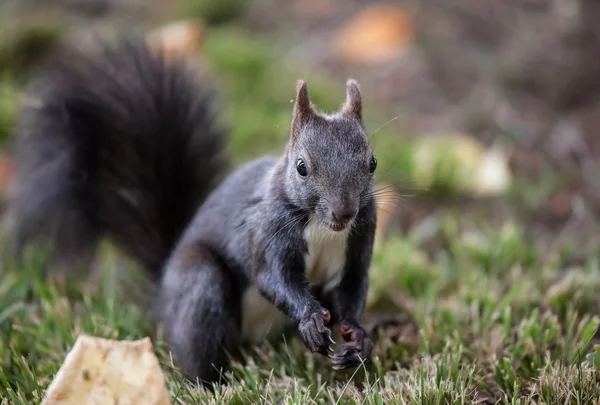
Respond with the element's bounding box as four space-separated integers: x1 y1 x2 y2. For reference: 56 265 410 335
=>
302 217 349 289
241 216 349 343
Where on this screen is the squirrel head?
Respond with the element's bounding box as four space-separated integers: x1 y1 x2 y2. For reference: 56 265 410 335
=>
282 79 376 232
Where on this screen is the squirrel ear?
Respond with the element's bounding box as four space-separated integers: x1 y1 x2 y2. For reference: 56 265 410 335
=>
341 79 362 124
291 80 314 138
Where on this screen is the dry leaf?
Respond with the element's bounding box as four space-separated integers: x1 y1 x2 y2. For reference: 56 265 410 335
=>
412 133 511 197
41 334 171 405
147 19 206 61
334 4 414 64
367 315 420 348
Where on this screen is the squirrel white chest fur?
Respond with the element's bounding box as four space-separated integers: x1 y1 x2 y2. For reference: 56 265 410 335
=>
241 215 349 343
302 215 349 290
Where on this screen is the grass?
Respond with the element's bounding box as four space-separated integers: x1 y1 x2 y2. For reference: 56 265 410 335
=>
0 18 600 405
1 220 599 404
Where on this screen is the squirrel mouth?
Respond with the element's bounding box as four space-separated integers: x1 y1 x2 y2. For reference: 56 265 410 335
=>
328 222 347 232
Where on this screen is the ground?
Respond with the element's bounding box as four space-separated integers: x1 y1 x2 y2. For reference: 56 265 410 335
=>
1 0 600 404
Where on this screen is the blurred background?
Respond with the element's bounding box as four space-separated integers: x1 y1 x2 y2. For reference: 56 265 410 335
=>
1 0 600 403
1 0 600 256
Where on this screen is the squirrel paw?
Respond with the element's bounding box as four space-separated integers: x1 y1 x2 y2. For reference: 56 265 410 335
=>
331 322 373 370
298 309 335 356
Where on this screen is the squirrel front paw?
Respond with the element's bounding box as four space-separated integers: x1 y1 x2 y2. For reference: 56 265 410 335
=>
331 321 373 370
298 308 335 356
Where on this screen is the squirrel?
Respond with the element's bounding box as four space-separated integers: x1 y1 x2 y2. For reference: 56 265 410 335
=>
9 36 378 386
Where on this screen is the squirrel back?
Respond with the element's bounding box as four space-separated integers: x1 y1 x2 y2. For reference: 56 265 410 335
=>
10 38 229 276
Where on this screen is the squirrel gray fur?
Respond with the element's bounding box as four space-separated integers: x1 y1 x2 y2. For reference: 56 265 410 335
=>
10 36 378 387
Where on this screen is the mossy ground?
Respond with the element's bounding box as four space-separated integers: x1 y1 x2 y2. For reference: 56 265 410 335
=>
0 8 599 405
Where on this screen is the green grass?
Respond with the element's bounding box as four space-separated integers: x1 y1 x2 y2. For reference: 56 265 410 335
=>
1 220 599 404
181 0 247 25
0 76 19 145
1 21 600 405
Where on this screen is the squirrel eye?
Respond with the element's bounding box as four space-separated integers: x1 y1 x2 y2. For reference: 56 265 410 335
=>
296 159 308 177
369 156 377 174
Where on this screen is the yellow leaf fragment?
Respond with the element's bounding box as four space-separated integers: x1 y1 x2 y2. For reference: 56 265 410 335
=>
41 334 171 405
334 4 414 64
147 19 206 61
412 133 511 197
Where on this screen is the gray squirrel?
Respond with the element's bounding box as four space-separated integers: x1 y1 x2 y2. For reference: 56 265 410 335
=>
10 36 378 386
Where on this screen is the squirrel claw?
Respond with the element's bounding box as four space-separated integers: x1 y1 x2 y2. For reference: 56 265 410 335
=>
328 336 336 345
331 353 363 370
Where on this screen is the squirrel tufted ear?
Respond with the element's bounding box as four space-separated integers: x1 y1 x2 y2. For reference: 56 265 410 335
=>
291 80 314 138
341 79 362 124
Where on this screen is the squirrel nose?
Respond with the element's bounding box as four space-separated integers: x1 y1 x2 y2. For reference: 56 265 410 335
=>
331 206 358 224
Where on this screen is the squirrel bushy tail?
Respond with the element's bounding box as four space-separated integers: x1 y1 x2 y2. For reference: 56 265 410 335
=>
10 38 229 277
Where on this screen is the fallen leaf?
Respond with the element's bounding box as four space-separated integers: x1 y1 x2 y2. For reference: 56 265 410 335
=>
41 334 171 405
334 4 414 64
412 133 511 197
476 147 512 197
367 314 419 347
147 19 206 61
